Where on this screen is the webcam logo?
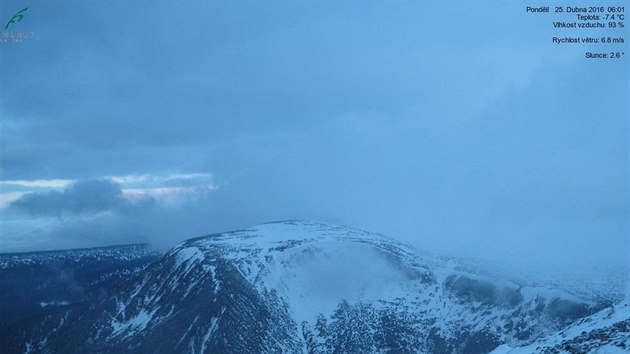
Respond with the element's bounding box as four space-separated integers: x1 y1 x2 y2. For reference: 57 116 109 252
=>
4 7 28 30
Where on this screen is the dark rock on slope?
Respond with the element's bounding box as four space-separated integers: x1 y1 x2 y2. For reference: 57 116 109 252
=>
2 221 625 354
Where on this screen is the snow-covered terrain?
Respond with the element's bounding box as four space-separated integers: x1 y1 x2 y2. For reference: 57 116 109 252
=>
1 221 626 353
0 243 155 270
490 302 629 353
0 244 159 353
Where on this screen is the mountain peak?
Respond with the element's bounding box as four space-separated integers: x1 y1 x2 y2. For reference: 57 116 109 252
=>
176 220 408 264
5 222 625 354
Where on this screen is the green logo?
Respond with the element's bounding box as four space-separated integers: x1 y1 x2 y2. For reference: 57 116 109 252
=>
4 7 28 30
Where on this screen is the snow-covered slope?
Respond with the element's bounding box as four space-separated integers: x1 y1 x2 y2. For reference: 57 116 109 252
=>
3 221 625 354
490 302 629 353
0 244 159 353
0 243 156 270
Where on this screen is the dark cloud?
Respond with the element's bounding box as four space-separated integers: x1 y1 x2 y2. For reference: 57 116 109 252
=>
9 179 150 216
0 1 527 180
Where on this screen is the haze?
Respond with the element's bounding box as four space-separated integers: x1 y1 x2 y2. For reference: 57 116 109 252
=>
0 1 627 283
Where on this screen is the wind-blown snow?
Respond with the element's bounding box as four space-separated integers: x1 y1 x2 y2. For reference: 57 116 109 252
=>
489 302 630 353
199 317 219 354
39 301 70 308
188 221 427 323
262 241 415 323
111 307 158 339
175 247 205 272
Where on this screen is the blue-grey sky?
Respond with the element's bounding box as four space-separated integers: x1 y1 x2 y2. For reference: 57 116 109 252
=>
0 1 627 275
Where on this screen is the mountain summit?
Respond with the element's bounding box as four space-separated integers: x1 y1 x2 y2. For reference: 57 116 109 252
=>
3 221 627 353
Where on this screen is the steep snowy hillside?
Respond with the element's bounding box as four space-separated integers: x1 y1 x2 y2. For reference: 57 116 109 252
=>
2 221 624 354
490 302 629 353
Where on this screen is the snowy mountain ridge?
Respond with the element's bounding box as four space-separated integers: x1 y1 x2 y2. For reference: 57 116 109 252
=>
1 220 627 353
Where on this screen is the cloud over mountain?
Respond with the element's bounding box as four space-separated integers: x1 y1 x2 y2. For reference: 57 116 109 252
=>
9 179 138 216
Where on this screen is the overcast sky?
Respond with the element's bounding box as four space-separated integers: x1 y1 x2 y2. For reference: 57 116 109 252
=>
0 1 627 277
